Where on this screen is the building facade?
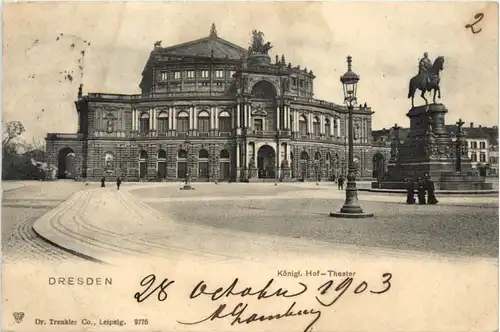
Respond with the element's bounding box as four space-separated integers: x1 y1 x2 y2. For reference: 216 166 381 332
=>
46 25 381 182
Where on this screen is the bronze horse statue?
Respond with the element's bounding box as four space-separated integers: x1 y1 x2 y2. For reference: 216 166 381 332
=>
408 56 445 107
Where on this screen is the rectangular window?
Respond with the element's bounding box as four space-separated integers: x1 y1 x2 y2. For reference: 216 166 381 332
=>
480 142 486 149
186 70 195 79
140 119 149 134
471 153 477 162
292 77 297 86
199 82 210 87
254 119 263 131
299 79 304 88
158 118 168 133
215 82 223 87
471 142 477 149
160 72 168 81
201 70 209 78
198 118 210 133
215 70 224 78
173 71 181 80
177 118 189 134
219 117 232 133
480 153 486 162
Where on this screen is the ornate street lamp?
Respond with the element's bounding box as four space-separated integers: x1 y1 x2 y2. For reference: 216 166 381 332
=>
331 56 373 218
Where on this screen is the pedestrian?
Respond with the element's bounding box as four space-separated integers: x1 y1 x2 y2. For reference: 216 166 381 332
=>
116 176 122 190
101 176 106 188
425 173 439 205
405 177 415 204
417 176 426 204
338 175 345 190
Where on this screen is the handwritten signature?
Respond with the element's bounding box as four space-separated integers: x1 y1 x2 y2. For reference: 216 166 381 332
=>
465 13 484 34
134 273 392 332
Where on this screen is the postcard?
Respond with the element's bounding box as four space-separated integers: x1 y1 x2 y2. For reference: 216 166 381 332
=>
2 2 498 332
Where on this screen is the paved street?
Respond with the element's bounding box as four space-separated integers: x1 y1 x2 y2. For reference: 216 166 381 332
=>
1 181 97 262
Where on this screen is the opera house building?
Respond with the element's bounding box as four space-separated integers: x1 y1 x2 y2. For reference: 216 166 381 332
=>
46 25 384 182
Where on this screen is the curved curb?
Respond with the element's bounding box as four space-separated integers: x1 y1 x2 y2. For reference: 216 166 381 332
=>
31 189 109 264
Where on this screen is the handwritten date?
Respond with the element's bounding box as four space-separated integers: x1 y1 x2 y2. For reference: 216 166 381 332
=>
134 273 392 332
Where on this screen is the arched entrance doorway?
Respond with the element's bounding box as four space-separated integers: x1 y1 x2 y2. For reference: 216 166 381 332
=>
373 153 385 179
157 149 167 180
139 150 148 179
257 145 276 179
300 151 309 181
58 148 76 179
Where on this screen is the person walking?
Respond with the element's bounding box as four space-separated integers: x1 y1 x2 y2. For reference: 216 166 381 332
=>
424 173 439 204
405 177 416 204
100 176 106 188
116 176 122 190
417 176 426 204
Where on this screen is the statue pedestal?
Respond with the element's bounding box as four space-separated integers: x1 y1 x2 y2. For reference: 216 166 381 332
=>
376 103 490 190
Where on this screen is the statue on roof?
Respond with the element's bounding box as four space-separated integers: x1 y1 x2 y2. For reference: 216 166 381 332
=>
210 23 218 37
249 30 273 55
154 41 162 48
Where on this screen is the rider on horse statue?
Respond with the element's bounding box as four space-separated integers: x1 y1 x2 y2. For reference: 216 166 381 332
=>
418 52 432 86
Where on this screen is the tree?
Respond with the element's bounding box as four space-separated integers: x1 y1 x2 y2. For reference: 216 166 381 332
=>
2 121 25 152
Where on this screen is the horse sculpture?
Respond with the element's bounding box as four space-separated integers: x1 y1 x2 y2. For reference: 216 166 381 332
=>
408 56 445 107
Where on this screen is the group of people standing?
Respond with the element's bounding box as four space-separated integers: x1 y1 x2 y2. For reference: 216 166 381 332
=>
101 176 122 190
406 173 438 205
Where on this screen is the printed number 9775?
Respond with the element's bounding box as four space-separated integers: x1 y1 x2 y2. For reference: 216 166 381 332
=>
134 319 148 325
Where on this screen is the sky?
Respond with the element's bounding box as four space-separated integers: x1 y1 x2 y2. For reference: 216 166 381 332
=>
2 2 498 142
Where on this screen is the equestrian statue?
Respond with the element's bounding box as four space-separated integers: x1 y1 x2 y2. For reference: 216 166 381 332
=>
249 29 273 55
408 52 445 107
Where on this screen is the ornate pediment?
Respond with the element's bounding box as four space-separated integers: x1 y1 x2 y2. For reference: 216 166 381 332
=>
251 105 267 116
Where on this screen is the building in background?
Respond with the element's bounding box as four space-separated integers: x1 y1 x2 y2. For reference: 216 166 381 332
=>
372 123 499 178
46 25 376 182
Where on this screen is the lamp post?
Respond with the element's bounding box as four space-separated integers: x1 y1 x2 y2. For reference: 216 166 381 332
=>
181 139 194 190
331 56 373 218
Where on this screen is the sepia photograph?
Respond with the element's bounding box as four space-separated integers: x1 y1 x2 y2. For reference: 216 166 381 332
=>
2 2 499 332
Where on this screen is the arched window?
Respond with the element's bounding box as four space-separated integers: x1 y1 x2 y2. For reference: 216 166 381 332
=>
219 111 232 134
177 149 188 178
299 115 307 137
300 151 309 160
313 116 320 137
251 81 277 99
157 149 167 159
157 112 168 133
198 149 209 159
157 149 167 179
139 150 148 160
140 113 150 134
219 149 230 180
177 111 189 134
198 110 210 134
325 118 331 137
315 152 321 161
198 149 209 179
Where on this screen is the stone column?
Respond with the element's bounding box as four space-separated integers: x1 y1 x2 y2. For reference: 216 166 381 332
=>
277 106 280 130
214 107 219 130
236 104 241 128
168 107 173 130
149 109 153 130
320 115 325 135
132 109 136 131
330 116 335 136
210 107 214 129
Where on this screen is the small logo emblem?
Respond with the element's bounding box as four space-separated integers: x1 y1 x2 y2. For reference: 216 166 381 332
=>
13 312 25 323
